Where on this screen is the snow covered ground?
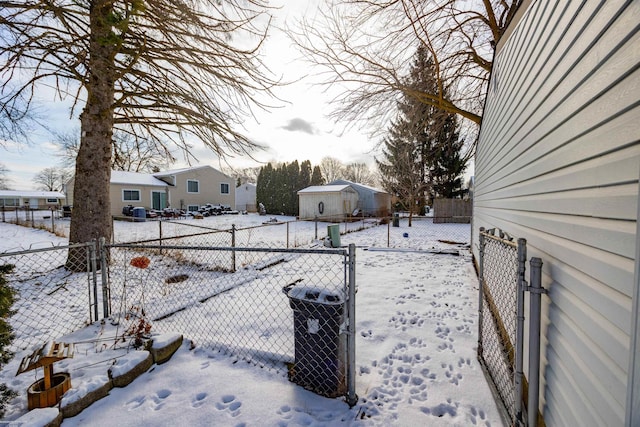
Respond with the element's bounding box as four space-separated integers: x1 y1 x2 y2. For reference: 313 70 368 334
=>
0 215 505 426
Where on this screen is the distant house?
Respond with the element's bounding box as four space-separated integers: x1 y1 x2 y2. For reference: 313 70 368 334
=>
328 179 392 217
0 190 65 210
235 183 257 212
298 185 359 221
66 165 235 217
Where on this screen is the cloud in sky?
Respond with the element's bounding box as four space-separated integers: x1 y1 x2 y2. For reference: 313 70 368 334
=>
280 117 316 135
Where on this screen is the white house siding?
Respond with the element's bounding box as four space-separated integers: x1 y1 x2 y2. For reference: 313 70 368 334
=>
473 1 639 426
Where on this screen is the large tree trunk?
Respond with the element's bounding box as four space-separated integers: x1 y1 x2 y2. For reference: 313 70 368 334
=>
66 1 117 271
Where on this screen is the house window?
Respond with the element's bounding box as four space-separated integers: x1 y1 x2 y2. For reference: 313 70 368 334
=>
187 205 199 212
46 198 58 203
123 189 141 202
220 183 230 194
187 180 199 193
0 198 19 207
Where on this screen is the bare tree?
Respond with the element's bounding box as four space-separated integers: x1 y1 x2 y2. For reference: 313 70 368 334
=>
320 156 345 183
0 163 11 190
55 128 175 173
344 162 377 187
221 166 262 185
289 0 520 153
1 1 279 268
33 167 72 192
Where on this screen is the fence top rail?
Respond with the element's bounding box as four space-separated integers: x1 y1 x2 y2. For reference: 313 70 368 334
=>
168 220 228 233
0 241 94 257
120 229 229 245
106 243 349 256
480 228 518 248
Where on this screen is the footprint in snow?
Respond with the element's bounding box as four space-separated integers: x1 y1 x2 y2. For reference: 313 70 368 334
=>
191 392 208 408
420 398 460 418
469 405 490 426
125 395 146 410
215 394 242 417
151 389 171 410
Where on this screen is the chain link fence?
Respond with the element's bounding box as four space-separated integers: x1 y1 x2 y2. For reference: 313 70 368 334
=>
0 239 357 401
0 242 97 354
385 216 471 251
103 242 356 399
478 228 527 425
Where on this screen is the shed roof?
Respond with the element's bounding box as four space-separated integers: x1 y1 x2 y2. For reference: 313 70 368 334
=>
297 185 354 194
328 179 389 194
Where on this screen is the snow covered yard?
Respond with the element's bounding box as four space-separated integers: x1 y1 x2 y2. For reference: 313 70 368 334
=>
0 216 505 426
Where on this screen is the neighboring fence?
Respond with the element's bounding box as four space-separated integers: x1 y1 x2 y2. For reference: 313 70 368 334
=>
433 199 472 223
0 239 358 404
478 228 545 427
0 242 99 354
386 216 471 251
1 206 66 235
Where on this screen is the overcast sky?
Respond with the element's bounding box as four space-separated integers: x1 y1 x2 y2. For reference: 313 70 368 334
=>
1 1 376 190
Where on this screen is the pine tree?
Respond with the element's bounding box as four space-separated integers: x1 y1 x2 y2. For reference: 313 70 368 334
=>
376 45 467 220
311 166 324 186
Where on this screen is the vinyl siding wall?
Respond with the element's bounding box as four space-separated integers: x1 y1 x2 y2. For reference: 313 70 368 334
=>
473 1 639 426
164 167 235 210
298 189 359 220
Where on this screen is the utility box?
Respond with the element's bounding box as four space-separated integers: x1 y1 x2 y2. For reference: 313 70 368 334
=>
392 212 400 227
286 284 346 398
327 224 341 248
132 207 146 222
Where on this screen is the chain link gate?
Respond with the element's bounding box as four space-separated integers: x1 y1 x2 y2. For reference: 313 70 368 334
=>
101 241 358 404
478 228 527 425
0 242 99 353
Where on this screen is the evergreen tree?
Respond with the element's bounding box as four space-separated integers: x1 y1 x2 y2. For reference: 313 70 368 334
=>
376 45 467 220
0 264 17 418
256 163 275 213
311 166 325 186
256 160 319 216
431 114 467 198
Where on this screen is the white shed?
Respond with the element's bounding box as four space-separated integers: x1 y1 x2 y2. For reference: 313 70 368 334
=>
328 179 392 217
298 185 359 221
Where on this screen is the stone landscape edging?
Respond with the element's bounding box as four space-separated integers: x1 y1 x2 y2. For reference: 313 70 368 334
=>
15 333 183 426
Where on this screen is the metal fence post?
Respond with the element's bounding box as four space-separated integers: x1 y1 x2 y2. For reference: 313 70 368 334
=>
89 240 99 322
515 238 527 425
314 216 318 239
286 221 290 248
346 243 358 406
159 220 163 255
387 219 390 248
231 224 236 272
528 257 545 427
99 237 110 318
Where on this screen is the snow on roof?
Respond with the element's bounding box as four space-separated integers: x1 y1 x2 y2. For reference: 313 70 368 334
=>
0 190 66 198
328 179 389 194
110 171 168 187
153 165 229 178
297 185 353 194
